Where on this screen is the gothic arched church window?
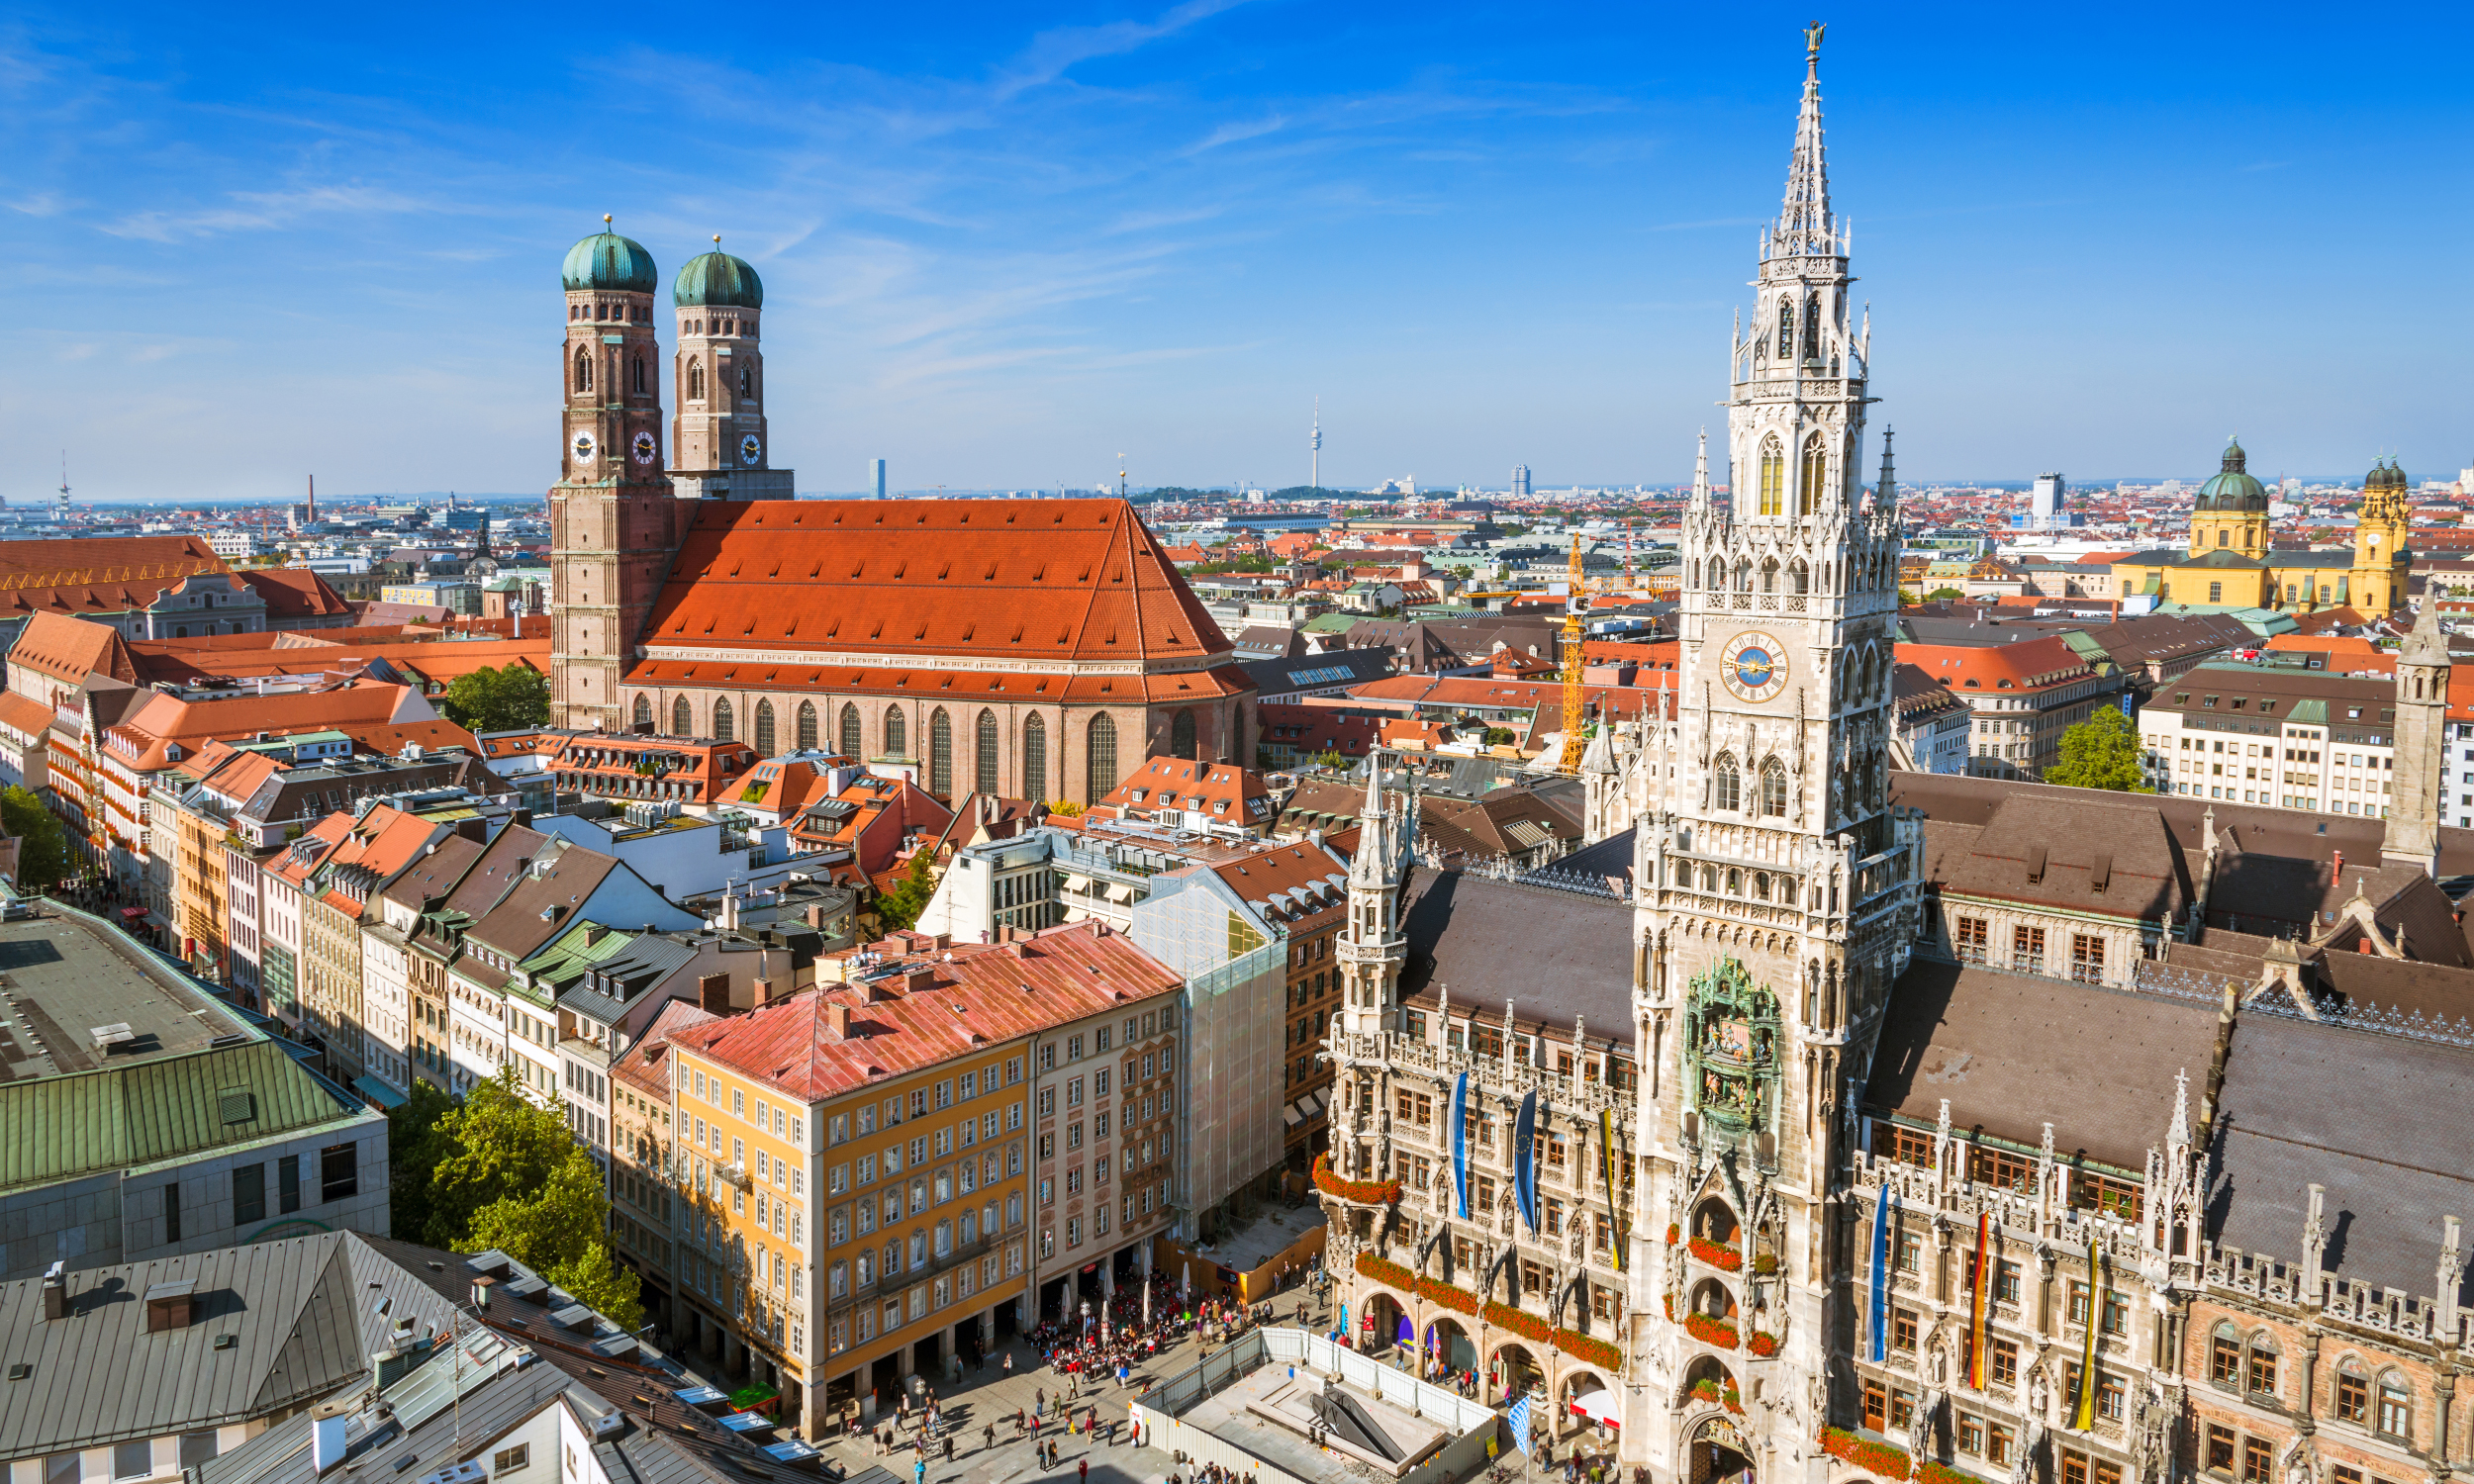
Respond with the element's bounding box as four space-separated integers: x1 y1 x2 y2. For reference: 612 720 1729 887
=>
1800 433 1826 517
929 708 953 796
754 699 775 756
797 700 818 752
739 364 753 398
885 705 906 759
1775 297 1794 359
713 697 734 744
1088 712 1118 802
574 347 593 393
689 359 706 402
1023 712 1048 799
1802 294 1821 361
1760 758 1787 816
672 696 692 735
633 695 652 730
976 709 999 795
1713 753 1741 812
1171 708 1197 760
839 702 861 758
1758 437 1784 517
632 356 646 394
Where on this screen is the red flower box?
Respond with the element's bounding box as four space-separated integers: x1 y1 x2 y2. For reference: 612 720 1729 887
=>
1557 1330 1622 1370
1483 1302 1551 1345
1665 1224 1681 1246
1417 1276 1477 1314
1821 1427 1913 1479
1357 1253 1414 1290
1748 1330 1779 1357
1687 1237 1744 1271
1312 1154 1401 1206
1684 1312 1740 1349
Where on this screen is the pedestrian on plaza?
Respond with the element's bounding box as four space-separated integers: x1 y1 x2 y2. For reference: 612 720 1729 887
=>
1005 1353 1015 1376
1079 1460 1089 1484
984 1426 997 1454
1015 1410 1025 1438
943 1436 954 1463
1037 1388 1046 1415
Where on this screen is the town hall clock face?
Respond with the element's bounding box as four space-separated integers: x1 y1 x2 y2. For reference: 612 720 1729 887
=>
1719 630 1788 703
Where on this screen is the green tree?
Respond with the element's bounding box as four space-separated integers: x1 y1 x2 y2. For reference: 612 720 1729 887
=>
467 1144 642 1331
1926 587 1964 602
0 786 70 892
413 1067 642 1330
438 664 551 734
1897 588 1920 606
385 1078 459 1245
2045 706 2154 793
874 850 940 933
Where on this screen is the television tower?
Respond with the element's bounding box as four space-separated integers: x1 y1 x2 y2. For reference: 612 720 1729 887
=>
56 452 69 514
1310 398 1321 492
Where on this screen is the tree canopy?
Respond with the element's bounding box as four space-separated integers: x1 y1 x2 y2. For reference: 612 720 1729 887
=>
2045 705 2153 793
388 1067 641 1329
874 850 940 933
0 786 70 892
438 664 551 734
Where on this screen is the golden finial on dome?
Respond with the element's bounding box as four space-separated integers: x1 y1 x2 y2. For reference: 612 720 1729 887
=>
603 213 613 226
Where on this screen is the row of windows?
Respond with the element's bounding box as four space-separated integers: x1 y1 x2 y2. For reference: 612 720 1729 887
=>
2210 1325 2416 1436
630 696 1108 799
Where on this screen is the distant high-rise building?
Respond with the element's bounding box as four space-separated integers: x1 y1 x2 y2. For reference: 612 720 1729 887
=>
871 458 888 500
1511 464 1532 499
2027 471 2070 527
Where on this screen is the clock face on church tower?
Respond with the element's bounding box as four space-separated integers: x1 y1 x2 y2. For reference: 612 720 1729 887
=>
631 430 657 465
739 433 763 467
571 430 597 465
1719 630 1789 704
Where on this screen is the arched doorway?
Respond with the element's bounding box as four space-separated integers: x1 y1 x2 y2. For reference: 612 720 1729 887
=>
1686 1410 1755 1484
1490 1343 1543 1406
1362 1290 1406 1356
1425 1318 1475 1381
1559 1369 1619 1448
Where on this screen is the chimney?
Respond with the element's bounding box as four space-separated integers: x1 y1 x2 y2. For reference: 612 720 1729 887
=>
699 972 731 1014
806 902 827 930
41 1261 65 1321
312 1398 352 1473
470 1274 494 1311
752 976 778 1005
827 1003 851 1039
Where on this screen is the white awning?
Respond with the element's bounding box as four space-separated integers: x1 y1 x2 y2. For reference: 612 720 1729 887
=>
1062 874 1092 892
1569 1389 1621 1428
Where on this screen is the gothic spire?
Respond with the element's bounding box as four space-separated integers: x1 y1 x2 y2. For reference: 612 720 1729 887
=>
1773 24 1837 259
1691 427 1711 509
1874 427 1896 511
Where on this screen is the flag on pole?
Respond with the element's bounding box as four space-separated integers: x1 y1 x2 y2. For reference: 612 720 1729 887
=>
2073 1239 2102 1431
1967 1212 1990 1389
1867 1189 1894 1361
1506 1395 1534 1455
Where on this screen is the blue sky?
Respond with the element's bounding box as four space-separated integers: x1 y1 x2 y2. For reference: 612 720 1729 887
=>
0 3 2463 501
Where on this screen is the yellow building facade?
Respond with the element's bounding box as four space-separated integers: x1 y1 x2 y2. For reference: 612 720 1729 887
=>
2111 443 2411 614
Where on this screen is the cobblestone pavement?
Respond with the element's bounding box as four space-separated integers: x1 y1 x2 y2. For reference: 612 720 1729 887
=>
814 1286 1346 1484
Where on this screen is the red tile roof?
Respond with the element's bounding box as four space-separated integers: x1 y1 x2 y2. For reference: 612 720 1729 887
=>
634 499 1232 665
1897 636 2096 693
0 536 229 618
234 565 351 619
10 611 140 690
652 920 1180 1105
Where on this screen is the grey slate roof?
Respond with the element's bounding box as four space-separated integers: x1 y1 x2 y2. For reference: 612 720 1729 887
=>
1865 960 2222 1171
2208 1011 2474 1304
0 1232 458 1462
1396 870 1637 1046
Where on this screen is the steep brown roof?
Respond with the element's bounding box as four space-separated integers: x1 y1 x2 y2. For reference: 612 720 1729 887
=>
636 499 1230 665
234 566 350 620
11 611 140 689
0 536 227 618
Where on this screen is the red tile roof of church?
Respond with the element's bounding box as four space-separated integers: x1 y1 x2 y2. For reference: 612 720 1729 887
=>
633 499 1233 666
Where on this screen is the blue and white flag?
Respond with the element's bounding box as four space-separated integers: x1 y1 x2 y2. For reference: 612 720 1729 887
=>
1867 1188 1895 1362
1513 1090 1540 1235
1450 1071 1471 1219
1506 1395 1534 1454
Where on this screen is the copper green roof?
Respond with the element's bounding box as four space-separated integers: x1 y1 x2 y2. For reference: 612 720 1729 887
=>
561 230 658 294
2197 438 2269 512
0 1039 367 1194
674 248 764 309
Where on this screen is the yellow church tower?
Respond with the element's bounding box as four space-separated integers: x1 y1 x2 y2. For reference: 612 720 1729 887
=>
2349 459 2413 615
2187 438 2271 557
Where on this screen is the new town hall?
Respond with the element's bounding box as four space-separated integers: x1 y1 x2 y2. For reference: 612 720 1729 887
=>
1316 33 2474 1484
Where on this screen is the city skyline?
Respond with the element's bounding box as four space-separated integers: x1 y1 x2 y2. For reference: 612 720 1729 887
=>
0 4 2463 501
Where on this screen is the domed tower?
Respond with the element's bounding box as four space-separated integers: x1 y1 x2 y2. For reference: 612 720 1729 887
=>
2350 459 2414 615
550 218 682 731
671 238 794 500
2186 437 2270 558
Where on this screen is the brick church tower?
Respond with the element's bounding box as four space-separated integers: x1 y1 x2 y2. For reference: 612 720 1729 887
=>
549 220 688 731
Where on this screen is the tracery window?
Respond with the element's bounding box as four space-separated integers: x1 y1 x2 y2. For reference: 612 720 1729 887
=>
1171 708 1197 761
1801 432 1827 517
1713 753 1741 812
632 695 653 730
840 703 862 758
1775 297 1795 359
574 348 593 392
1760 758 1787 816
929 708 953 795
976 709 999 795
885 706 906 758
753 700 775 756
689 359 706 401
1023 712 1048 798
797 700 818 752
1759 436 1785 517
672 696 693 735
713 697 734 744
1087 712 1117 802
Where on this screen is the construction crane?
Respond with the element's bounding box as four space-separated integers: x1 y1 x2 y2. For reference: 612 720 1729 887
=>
1558 533 1589 774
